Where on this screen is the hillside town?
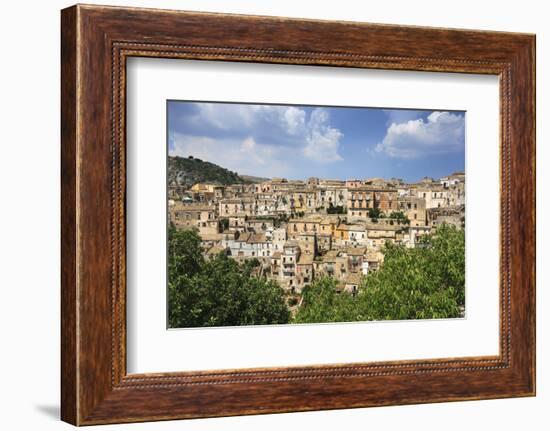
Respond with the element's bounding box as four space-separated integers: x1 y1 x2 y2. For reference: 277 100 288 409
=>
168 167 465 297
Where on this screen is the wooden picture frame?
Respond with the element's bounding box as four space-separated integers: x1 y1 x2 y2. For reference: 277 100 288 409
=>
61 4 535 425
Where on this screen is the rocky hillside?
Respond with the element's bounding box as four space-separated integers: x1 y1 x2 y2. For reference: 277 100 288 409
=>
168 156 255 188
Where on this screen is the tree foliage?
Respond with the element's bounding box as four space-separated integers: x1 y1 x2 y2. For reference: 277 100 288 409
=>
293 277 359 323
327 203 345 214
388 211 411 225
167 155 252 188
168 227 290 328
295 224 465 323
169 224 465 328
368 207 385 220
219 218 230 232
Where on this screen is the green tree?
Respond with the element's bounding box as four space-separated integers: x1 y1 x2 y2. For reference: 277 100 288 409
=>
168 229 290 328
168 225 204 279
294 224 465 323
219 218 230 232
368 207 382 220
389 211 410 225
293 277 358 323
327 203 345 214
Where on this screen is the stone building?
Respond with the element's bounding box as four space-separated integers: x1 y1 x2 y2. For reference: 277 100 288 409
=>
347 187 398 218
398 196 427 227
427 205 465 229
169 169 464 299
168 203 218 235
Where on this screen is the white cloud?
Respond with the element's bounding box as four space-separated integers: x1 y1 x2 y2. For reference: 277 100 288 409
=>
376 111 465 158
191 103 307 138
240 137 273 166
176 104 343 163
281 106 306 135
169 101 347 182
169 133 287 177
303 108 343 162
382 109 422 126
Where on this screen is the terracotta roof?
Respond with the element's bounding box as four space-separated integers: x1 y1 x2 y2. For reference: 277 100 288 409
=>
364 223 400 231
284 240 300 248
170 205 213 212
235 232 252 242
322 250 339 262
247 233 267 244
320 216 340 224
200 233 222 242
297 254 314 265
346 247 367 256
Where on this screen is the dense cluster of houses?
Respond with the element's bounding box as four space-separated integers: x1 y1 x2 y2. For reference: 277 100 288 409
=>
168 173 465 296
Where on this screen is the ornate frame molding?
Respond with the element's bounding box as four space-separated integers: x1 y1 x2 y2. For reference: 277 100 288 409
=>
61 5 535 425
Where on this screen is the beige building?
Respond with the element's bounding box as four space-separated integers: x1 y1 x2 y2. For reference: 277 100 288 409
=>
290 189 317 213
347 187 398 218
365 223 399 250
169 204 218 235
280 242 300 292
427 205 465 229
415 187 451 209
287 215 322 238
319 215 341 238
316 187 348 209
219 196 256 217
398 196 427 227
296 254 314 288
170 170 465 298
345 179 363 189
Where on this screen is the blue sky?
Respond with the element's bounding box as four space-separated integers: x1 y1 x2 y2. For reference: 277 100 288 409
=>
168 101 465 183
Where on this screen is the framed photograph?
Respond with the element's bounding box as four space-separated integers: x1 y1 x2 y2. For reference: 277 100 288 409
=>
61 4 536 425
